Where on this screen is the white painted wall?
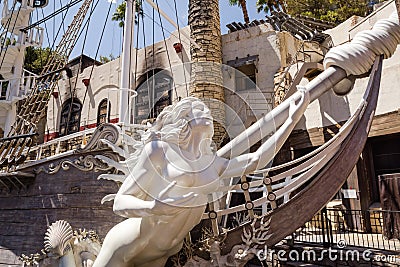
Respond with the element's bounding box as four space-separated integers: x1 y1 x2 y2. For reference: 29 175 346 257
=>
221 25 322 138
46 27 192 138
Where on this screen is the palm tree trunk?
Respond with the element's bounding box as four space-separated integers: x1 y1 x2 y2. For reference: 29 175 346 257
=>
278 0 287 13
239 0 250 24
189 0 226 146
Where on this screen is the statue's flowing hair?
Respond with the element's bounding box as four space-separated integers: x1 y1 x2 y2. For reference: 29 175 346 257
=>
147 97 213 152
101 97 214 202
126 97 214 168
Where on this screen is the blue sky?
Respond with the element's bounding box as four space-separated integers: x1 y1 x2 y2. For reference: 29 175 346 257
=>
34 0 267 59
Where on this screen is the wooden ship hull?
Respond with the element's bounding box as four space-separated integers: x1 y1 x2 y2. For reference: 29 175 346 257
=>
0 125 124 265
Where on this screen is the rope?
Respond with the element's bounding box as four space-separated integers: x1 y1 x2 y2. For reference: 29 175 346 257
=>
0 2 21 69
155 0 178 100
141 11 191 48
64 0 95 134
324 12 400 75
22 0 84 31
0 0 17 50
58 0 67 35
133 4 141 95
172 0 188 97
82 0 113 107
130 0 140 124
141 7 152 121
52 0 55 39
151 6 155 119
40 8 51 46
42 0 74 68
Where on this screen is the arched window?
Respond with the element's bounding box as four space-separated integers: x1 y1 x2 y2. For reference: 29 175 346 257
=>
59 98 82 137
135 70 172 124
97 99 111 126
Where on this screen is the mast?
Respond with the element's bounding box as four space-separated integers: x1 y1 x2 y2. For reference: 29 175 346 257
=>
119 0 136 127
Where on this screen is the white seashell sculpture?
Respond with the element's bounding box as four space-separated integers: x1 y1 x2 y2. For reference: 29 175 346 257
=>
44 220 73 257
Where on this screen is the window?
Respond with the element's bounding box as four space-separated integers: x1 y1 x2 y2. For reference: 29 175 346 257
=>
135 70 172 124
235 64 257 91
97 99 110 126
227 55 258 92
59 98 82 136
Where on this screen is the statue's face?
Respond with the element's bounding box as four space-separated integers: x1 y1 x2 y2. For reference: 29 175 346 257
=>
189 107 214 136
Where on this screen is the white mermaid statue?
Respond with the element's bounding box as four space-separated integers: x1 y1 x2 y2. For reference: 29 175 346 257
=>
92 92 310 267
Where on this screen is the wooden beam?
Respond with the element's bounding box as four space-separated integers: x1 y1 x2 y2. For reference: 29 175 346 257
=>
287 110 400 150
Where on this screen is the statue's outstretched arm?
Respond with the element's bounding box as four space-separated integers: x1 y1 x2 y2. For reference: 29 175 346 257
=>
219 89 310 179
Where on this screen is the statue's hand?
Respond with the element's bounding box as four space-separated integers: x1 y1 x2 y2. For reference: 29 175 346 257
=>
151 192 197 216
289 88 310 122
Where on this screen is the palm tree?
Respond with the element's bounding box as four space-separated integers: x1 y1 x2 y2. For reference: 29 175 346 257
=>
188 0 226 145
256 0 287 13
112 1 143 28
229 0 250 24
396 0 400 20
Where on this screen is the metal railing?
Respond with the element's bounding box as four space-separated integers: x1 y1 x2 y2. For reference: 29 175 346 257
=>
294 208 400 251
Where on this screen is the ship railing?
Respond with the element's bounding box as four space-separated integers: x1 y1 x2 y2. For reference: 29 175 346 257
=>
20 26 44 47
0 69 38 100
0 26 43 49
28 128 97 161
27 123 149 161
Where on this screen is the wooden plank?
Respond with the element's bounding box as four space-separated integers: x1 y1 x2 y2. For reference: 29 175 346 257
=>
0 207 121 224
0 170 119 197
0 192 113 210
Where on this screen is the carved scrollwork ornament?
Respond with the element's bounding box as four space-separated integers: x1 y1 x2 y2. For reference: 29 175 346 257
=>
76 123 123 154
35 153 119 174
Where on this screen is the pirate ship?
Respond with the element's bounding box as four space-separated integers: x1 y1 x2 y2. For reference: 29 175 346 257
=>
0 0 399 266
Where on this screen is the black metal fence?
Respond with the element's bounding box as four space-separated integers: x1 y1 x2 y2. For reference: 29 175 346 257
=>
293 208 400 251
